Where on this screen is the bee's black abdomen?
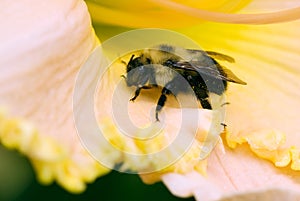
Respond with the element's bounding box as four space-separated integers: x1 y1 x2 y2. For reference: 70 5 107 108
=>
180 69 227 109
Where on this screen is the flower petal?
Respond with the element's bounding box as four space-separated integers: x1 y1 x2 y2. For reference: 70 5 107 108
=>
87 0 300 28
86 0 252 28
160 13 300 200
163 145 300 200
177 20 300 160
0 0 109 193
218 188 300 201
154 0 300 24
243 0 300 12
162 171 222 200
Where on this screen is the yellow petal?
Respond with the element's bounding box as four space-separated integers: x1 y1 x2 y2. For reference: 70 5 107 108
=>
87 0 300 28
86 0 252 28
154 0 300 24
216 21 300 170
0 0 109 193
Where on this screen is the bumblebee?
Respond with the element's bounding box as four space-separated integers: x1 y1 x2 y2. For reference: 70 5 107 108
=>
123 44 246 121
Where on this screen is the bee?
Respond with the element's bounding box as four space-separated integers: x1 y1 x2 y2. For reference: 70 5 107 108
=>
123 44 246 121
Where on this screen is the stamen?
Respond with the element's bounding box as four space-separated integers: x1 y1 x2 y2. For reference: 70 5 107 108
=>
221 102 230 107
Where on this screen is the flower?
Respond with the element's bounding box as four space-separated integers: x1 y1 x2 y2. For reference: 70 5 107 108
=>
1 0 300 200
87 0 300 200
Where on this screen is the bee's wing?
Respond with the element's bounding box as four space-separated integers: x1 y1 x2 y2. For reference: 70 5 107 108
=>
218 65 247 85
172 61 247 85
186 49 235 63
205 51 235 63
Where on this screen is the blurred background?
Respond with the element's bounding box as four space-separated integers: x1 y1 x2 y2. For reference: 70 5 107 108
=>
0 133 195 201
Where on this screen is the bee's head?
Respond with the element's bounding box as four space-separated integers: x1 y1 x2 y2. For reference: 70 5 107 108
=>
126 55 140 71
125 54 151 87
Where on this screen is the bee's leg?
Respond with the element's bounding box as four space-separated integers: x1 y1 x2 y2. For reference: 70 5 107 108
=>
141 86 152 89
130 86 154 101
194 88 212 109
130 87 142 101
199 98 212 109
155 87 171 121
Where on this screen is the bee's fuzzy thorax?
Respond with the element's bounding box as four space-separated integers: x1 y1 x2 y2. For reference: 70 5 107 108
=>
142 49 179 64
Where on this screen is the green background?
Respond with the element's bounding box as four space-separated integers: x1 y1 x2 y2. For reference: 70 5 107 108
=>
0 145 195 201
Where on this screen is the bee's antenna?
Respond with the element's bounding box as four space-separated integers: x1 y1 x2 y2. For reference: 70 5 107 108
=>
129 54 135 63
